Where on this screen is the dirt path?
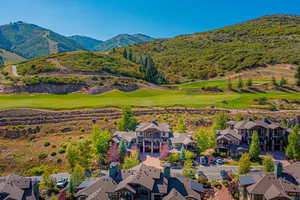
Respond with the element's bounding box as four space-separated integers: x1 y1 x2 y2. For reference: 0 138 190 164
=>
11 65 19 77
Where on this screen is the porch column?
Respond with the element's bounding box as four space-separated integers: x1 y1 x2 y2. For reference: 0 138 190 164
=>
151 141 153 154
272 139 275 151
143 140 145 152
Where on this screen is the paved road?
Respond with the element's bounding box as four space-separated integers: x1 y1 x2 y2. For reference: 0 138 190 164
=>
172 165 262 181
11 65 19 77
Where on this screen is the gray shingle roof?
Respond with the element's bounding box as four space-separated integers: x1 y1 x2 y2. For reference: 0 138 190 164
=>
136 122 170 132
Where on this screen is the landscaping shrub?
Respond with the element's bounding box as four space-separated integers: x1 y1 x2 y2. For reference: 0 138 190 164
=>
44 142 51 147
58 148 66 154
38 153 48 160
51 152 57 157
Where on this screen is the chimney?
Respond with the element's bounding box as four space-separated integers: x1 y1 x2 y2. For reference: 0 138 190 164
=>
274 162 283 178
163 162 171 178
109 162 119 178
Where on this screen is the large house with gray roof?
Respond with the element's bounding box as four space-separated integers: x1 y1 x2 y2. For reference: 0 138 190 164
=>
239 162 300 200
76 163 204 200
216 118 289 156
0 174 39 200
112 121 196 154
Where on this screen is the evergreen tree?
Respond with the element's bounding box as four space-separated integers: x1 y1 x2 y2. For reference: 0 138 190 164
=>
238 153 251 174
128 49 133 61
279 77 287 87
227 79 232 90
66 143 80 170
41 168 56 190
238 78 244 89
0 57 4 66
263 156 274 172
295 65 300 86
77 139 93 170
285 126 300 160
212 112 228 131
122 48 128 59
118 139 127 162
246 78 253 87
142 56 165 84
122 150 140 169
117 107 138 131
91 126 112 163
69 164 85 198
249 131 261 161
180 146 186 162
194 128 212 153
272 76 277 86
176 118 187 133
182 160 196 179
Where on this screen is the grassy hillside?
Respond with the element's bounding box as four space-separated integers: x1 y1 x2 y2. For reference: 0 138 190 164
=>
0 48 25 64
68 35 103 50
95 34 155 51
0 21 85 59
15 51 143 78
120 15 300 83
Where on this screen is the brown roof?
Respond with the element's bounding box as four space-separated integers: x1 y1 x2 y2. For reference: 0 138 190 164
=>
171 133 195 145
136 122 170 132
113 131 137 143
284 162 300 184
76 176 116 200
0 174 36 200
217 128 242 142
234 119 281 130
76 164 203 199
246 173 300 199
163 188 186 200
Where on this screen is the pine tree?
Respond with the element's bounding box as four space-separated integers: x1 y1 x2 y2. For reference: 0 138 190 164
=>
272 76 277 86
238 78 244 89
246 78 253 87
122 48 128 59
263 156 274 172
180 146 186 162
227 79 232 90
279 77 287 87
118 139 127 162
249 131 261 161
285 126 300 160
238 153 251 174
0 57 4 66
117 107 138 131
128 49 133 61
176 118 187 133
295 65 300 86
69 164 85 198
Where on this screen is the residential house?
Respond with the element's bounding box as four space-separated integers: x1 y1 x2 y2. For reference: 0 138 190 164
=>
216 118 289 156
239 162 300 200
112 121 196 154
76 162 204 200
0 174 39 200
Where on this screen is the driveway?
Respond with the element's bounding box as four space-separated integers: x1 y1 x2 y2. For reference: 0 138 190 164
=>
197 165 262 181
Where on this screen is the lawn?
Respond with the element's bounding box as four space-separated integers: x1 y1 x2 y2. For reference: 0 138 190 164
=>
0 89 300 110
174 79 270 89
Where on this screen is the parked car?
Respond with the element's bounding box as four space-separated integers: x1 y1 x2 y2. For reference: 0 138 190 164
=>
215 158 224 165
220 170 230 180
56 178 68 188
195 170 208 181
199 156 207 166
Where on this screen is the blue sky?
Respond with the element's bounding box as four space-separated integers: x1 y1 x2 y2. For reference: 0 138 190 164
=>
1 0 300 40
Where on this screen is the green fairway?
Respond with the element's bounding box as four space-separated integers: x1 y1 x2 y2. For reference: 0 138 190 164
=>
0 89 300 110
174 79 270 89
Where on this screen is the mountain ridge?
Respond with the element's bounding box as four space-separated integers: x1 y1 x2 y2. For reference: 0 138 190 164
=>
0 21 86 59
